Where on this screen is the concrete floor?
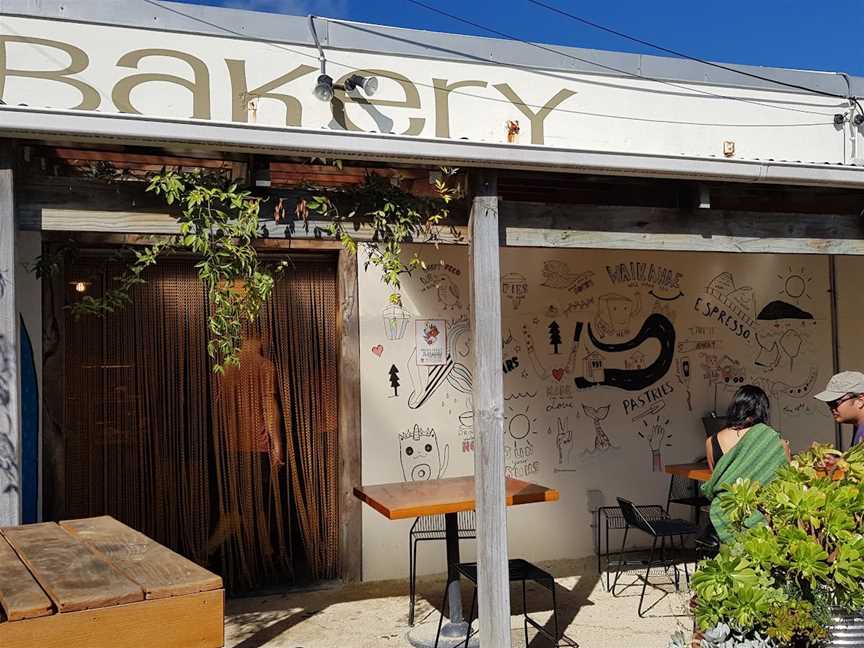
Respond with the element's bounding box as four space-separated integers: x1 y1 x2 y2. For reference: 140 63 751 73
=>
225 556 693 648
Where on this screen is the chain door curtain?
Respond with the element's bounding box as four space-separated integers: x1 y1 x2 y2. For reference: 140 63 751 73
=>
62 254 340 590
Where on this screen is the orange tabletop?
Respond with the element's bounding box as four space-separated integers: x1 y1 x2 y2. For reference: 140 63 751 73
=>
665 462 712 482
354 476 559 520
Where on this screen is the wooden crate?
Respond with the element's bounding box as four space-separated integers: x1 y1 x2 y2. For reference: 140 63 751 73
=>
0 516 223 648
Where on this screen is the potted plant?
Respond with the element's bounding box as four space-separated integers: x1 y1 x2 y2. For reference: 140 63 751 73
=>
679 442 864 647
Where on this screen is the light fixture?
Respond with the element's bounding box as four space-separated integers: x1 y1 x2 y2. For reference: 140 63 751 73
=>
72 281 90 293
313 74 334 102
344 74 378 96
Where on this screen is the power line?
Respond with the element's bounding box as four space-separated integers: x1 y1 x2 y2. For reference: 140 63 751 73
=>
137 0 837 128
526 0 854 101
403 0 841 118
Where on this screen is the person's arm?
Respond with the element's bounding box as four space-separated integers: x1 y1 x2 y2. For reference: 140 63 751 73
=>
705 436 715 470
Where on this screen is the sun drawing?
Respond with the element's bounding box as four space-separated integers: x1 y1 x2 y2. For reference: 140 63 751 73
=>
778 266 812 303
506 404 537 441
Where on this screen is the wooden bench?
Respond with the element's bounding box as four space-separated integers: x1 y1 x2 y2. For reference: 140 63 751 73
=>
0 516 223 648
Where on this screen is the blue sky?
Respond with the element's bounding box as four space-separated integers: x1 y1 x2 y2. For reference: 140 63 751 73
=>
174 0 864 76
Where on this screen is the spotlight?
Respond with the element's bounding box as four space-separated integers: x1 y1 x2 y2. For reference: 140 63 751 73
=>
72 281 90 293
313 74 334 102
854 113 864 126
344 74 378 96
834 113 847 125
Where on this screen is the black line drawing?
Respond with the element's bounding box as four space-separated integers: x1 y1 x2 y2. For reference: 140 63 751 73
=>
502 356 520 374
521 324 548 380
382 300 411 340
705 272 757 327
606 262 683 290
649 289 684 301
594 292 642 338
631 399 667 422
575 314 676 392
549 321 561 354
554 418 574 465
450 317 472 359
638 416 672 472
503 329 514 345
771 366 819 399
757 300 814 321
406 351 472 409
399 425 449 481
777 266 813 304
676 356 693 412
545 305 560 318
756 330 804 370
389 364 400 397
563 297 595 316
419 268 463 311
0 332 18 497
541 261 594 294
504 391 537 400
582 404 613 449
501 272 528 310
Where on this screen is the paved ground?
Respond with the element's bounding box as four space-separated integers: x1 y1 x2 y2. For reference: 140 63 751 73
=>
225 556 692 648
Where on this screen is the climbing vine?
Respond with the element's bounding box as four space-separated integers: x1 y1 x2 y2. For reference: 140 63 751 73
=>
300 167 464 303
31 164 464 369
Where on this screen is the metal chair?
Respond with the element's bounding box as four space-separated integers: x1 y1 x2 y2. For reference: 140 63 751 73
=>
666 473 709 523
612 497 698 617
435 559 578 648
595 504 668 592
409 511 476 626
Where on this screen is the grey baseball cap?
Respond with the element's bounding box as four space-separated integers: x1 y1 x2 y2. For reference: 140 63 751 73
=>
814 371 864 401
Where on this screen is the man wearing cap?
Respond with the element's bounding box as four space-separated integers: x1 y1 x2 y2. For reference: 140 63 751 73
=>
814 371 864 447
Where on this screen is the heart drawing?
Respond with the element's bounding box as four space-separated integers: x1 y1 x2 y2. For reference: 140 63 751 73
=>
372 345 384 357
552 368 564 381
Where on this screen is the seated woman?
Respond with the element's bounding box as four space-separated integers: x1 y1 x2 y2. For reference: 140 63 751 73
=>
701 385 790 543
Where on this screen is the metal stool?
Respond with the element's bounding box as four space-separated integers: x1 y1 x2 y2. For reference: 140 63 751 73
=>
409 511 476 626
612 497 698 617
435 559 578 648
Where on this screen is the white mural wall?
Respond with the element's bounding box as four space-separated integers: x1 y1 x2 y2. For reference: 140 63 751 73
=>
359 245 836 581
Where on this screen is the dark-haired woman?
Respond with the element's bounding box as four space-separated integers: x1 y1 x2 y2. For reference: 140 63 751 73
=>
701 385 791 543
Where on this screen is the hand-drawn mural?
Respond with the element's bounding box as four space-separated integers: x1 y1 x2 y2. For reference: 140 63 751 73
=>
594 292 641 338
541 261 594 294
582 404 614 450
382 300 411 340
502 273 528 310
389 364 400 397
574 313 676 391
638 415 672 472
399 425 449 481
358 245 834 582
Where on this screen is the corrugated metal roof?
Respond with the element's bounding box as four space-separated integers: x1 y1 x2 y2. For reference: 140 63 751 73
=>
2 0 862 98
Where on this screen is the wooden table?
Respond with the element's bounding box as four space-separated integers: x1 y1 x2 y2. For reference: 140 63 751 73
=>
0 516 224 648
664 462 712 482
354 476 559 646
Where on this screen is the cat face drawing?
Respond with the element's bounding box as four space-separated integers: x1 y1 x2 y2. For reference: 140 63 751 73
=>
399 424 450 481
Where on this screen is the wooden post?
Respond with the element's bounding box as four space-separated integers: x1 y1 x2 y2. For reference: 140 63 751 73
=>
469 170 510 646
0 145 21 526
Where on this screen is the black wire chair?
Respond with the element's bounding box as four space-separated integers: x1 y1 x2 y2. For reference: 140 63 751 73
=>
408 511 476 626
434 559 578 648
612 497 698 617
595 504 668 592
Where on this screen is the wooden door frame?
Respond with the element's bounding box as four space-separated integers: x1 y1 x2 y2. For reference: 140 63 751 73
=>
40 235 363 582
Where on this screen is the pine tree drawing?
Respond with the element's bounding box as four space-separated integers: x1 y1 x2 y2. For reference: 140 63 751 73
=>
548 321 561 354
389 364 400 397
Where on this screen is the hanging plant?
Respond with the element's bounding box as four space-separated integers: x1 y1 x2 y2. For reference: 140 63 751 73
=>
33 169 287 372
299 167 464 303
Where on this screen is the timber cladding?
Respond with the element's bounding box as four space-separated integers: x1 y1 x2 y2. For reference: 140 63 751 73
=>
0 516 224 648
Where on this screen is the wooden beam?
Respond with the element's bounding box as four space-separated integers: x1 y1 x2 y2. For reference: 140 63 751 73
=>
336 249 362 583
502 202 864 254
0 146 20 526
41 243 65 522
469 171 510 647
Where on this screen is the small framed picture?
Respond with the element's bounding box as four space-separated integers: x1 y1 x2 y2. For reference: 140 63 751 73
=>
415 319 447 366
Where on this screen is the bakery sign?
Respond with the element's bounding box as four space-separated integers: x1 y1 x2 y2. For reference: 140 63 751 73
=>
0 14 579 146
